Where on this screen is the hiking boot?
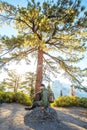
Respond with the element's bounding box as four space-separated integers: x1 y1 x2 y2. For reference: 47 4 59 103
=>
25 107 32 110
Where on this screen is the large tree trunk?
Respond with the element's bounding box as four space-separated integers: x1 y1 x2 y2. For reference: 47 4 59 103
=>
35 48 43 93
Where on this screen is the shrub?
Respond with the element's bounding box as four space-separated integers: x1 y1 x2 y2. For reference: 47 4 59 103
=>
78 97 87 108
0 91 32 106
14 92 32 106
52 96 87 108
0 91 5 103
3 92 15 103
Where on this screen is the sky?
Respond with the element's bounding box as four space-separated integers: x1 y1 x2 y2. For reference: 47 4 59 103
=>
0 0 87 86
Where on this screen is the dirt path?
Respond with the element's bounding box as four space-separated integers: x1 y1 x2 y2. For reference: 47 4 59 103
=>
0 103 87 130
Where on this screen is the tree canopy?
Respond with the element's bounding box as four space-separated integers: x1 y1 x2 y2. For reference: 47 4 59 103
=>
0 0 87 92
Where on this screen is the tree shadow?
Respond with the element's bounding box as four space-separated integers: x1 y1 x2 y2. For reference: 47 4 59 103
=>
67 107 87 118
0 103 26 129
24 106 84 130
24 107 87 130
56 107 87 129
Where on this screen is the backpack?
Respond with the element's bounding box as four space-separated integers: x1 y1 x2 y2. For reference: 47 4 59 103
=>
49 90 55 103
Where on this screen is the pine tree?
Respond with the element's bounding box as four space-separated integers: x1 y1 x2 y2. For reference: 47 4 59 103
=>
1 70 22 92
0 0 87 92
24 72 36 97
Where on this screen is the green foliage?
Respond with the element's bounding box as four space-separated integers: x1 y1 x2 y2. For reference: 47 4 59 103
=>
0 82 6 91
3 92 14 103
0 71 36 94
78 97 87 108
14 92 32 105
52 96 87 108
24 72 36 96
0 70 22 92
0 91 32 105
47 85 51 90
0 91 5 103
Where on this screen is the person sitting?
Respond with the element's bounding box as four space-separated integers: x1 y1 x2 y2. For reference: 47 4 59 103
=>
25 83 50 110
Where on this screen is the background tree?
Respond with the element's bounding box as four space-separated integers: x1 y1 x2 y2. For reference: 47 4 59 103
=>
70 85 76 96
60 90 63 96
0 70 36 95
47 84 51 91
23 72 36 98
0 80 6 91
2 70 22 92
0 0 87 92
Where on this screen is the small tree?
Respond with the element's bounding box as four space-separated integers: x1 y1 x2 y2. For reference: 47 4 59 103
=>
60 90 63 96
0 80 6 91
24 72 36 97
47 84 51 90
2 70 22 92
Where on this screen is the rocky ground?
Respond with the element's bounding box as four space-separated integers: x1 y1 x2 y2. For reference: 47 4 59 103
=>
0 103 87 130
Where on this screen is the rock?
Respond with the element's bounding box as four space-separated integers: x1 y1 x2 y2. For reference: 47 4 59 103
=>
24 107 60 130
24 107 58 122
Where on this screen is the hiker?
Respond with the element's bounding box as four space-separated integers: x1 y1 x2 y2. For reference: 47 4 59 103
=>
25 83 50 110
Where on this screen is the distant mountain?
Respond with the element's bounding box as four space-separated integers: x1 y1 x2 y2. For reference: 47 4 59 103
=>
51 80 87 99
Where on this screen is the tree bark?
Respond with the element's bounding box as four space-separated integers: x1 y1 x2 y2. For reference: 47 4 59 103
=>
35 48 43 93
